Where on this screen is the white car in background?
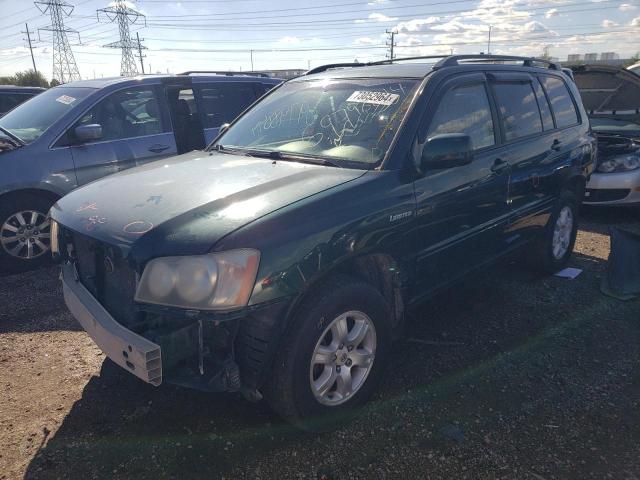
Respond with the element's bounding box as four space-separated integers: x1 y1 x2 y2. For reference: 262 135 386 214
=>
571 64 640 206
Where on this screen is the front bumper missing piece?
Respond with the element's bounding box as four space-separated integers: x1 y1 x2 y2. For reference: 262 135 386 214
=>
61 262 163 385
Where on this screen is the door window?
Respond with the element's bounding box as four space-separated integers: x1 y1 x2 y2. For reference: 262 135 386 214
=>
427 83 495 150
74 87 162 142
533 79 554 130
198 82 259 128
493 82 543 141
540 76 579 128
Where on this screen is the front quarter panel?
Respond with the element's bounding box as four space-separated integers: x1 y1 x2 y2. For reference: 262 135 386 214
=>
213 170 417 307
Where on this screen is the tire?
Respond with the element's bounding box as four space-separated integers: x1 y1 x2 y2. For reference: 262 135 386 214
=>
264 275 392 431
527 190 579 275
0 192 55 273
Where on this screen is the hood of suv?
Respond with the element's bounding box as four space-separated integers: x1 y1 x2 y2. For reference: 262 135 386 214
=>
571 64 640 119
51 150 367 259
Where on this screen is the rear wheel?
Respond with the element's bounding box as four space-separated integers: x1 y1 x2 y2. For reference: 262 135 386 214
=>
0 193 55 273
527 190 579 275
264 275 392 431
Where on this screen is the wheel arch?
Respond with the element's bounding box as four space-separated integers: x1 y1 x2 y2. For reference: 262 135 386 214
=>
0 188 61 212
561 175 586 202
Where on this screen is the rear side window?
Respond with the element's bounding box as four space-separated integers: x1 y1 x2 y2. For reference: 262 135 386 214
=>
533 80 554 130
540 76 579 128
198 82 259 128
427 83 495 150
493 82 542 141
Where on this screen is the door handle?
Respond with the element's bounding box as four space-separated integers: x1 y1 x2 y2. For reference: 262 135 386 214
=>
551 139 562 151
148 144 170 153
491 158 509 173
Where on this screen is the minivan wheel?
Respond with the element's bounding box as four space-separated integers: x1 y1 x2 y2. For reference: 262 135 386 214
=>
264 275 392 431
527 190 579 275
0 193 54 273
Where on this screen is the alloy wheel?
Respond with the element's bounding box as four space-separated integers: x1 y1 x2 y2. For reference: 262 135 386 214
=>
0 210 51 260
309 310 377 406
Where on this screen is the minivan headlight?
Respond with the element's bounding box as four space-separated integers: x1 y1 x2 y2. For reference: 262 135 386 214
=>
597 155 640 173
135 249 260 310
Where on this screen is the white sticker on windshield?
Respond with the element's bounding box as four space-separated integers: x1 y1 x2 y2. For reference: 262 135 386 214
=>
55 95 76 105
346 91 399 106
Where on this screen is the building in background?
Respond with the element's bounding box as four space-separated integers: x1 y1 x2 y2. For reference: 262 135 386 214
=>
584 53 599 62
600 52 620 61
567 54 583 62
255 69 306 80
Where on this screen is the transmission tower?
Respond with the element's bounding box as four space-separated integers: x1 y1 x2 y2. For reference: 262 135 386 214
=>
35 0 81 83
97 0 146 77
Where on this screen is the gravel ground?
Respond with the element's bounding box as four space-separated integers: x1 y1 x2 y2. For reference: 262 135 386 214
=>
1 207 639 480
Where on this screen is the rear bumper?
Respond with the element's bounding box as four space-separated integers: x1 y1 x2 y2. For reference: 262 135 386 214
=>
584 169 640 206
62 263 163 386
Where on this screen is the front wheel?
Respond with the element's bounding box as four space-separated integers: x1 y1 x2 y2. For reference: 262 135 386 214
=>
527 190 579 275
264 275 392 431
0 193 54 273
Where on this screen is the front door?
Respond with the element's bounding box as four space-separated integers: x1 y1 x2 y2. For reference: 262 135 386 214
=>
411 74 510 296
68 86 177 186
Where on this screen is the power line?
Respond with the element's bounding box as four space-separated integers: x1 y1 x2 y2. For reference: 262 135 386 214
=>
97 0 146 76
35 0 82 83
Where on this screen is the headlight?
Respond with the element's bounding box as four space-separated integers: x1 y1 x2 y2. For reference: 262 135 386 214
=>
597 155 640 173
135 249 260 310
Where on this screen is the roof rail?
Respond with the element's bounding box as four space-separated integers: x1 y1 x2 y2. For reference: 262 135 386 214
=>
433 55 561 71
368 55 450 65
305 63 365 75
179 70 271 78
305 56 449 75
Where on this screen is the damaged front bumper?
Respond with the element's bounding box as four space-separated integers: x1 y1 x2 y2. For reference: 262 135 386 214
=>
61 262 292 394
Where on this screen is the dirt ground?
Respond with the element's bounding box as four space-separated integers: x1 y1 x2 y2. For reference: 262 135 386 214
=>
1 207 639 480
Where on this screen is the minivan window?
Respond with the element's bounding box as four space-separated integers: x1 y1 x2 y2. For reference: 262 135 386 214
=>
540 76 579 128
199 83 259 128
216 78 419 166
533 79 554 130
427 83 495 150
0 87 93 144
493 82 543 141
74 87 162 141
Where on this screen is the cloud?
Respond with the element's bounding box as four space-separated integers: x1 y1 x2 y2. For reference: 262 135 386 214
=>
368 12 398 22
395 16 440 33
545 8 559 18
601 19 619 27
619 3 636 10
277 36 300 45
367 0 388 4
353 37 379 45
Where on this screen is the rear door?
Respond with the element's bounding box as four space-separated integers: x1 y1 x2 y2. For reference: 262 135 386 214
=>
194 81 263 143
67 86 177 186
412 73 511 294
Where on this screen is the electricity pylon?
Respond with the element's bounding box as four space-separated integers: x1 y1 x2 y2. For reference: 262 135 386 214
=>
35 0 81 83
97 0 146 77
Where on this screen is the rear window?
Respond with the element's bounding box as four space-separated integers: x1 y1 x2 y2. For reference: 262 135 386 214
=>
533 79 554 130
198 82 259 128
493 83 543 141
540 76 579 128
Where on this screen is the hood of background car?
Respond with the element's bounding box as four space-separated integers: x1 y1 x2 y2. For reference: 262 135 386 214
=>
571 64 640 118
51 150 366 260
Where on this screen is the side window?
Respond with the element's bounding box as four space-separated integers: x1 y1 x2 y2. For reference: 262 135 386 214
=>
0 93 30 113
74 88 162 142
198 82 259 128
540 76 579 128
493 82 542 141
427 83 495 150
533 79 554 130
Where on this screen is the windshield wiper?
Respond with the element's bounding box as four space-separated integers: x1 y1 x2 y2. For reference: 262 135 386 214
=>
0 126 24 146
214 145 345 168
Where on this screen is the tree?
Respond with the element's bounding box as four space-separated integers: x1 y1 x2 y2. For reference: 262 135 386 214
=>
0 69 50 88
49 78 61 87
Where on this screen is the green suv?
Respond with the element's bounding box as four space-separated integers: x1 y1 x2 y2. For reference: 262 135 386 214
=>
51 55 595 430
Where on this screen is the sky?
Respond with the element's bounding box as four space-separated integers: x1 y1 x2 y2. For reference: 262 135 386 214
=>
1 0 639 80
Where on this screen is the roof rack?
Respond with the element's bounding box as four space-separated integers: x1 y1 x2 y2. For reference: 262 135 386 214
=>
304 54 561 77
433 55 561 70
179 70 271 78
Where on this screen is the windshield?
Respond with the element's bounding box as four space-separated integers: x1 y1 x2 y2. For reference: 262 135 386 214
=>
590 117 640 134
214 78 419 167
0 87 94 144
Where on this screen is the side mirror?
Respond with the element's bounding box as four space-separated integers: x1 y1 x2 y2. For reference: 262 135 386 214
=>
74 124 102 143
219 123 231 135
421 133 473 171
